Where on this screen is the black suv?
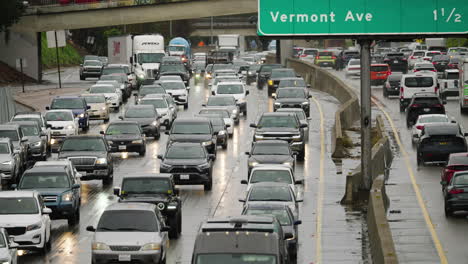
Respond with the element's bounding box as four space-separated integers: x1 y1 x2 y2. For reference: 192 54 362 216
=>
58 135 114 185
382 73 402 97
245 140 295 174
406 93 446 128
250 112 307 160
417 123 468 166
158 142 215 191
267 68 297 96
166 118 217 156
256 64 282 89
273 88 311 117
114 174 182 238
383 52 408 73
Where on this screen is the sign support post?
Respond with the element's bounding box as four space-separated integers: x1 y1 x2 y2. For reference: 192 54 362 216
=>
54 31 62 89
20 59 25 93
359 39 372 190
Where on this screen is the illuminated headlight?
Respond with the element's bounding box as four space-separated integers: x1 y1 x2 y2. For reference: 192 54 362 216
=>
218 130 226 135
0 259 10 264
268 80 273 85
254 135 264 140
205 73 212 79
274 102 281 105
1 161 12 165
101 106 107 111
31 141 42 147
50 138 57 144
249 161 259 167
283 161 293 167
302 101 310 105
66 125 74 130
167 203 178 210
141 243 161 251
92 242 110 251
78 113 85 118
95 158 107 165
151 121 158 126
131 140 143 144
62 191 73 202
120 85 125 89
26 221 42 231
201 141 212 146
195 74 200 78
137 73 145 79
248 71 253 75
232 109 238 114
107 141 113 145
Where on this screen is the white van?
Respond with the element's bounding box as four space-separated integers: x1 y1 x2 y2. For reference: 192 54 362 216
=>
399 73 438 112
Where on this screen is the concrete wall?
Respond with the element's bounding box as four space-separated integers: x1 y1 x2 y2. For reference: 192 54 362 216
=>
367 175 399 264
0 31 41 81
0 87 17 124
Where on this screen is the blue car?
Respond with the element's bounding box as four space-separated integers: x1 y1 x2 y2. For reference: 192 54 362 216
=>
16 165 81 226
46 96 90 131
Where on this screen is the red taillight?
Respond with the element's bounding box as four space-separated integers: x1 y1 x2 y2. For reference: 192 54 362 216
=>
411 104 421 108
434 104 443 108
300 54 307 57
316 56 320 60
416 125 424 130
332 56 337 59
449 189 464 194
400 87 404 98
424 58 431 61
432 62 437 65
410 56 416 59
414 69 420 72
384 58 390 62
432 70 437 72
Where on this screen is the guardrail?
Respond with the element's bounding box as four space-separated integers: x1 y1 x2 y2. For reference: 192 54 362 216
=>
28 0 153 6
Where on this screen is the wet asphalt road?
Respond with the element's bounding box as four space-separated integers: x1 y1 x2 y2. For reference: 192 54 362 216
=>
17 69 366 264
330 69 468 263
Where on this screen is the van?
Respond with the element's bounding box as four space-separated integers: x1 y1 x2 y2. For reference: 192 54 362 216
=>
399 73 438 112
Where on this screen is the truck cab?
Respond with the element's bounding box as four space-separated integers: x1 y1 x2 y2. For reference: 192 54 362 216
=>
132 35 165 85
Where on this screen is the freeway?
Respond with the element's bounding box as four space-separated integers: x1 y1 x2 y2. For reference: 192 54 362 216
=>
16 69 368 264
329 68 468 263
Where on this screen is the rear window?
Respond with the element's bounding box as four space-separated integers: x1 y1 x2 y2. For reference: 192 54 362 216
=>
446 73 459 80
413 98 440 105
448 156 468 165
386 53 404 57
318 52 333 56
422 136 464 147
388 74 402 82
371 66 389 72
304 50 317 55
405 77 434 87
413 51 425 57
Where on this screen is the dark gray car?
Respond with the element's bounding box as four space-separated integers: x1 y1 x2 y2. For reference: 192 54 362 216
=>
120 105 161 139
273 88 311 117
245 140 295 174
9 121 48 161
166 118 217 156
102 121 146 156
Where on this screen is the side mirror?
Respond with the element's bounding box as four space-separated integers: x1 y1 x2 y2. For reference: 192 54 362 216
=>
295 179 304 184
99 131 105 135
240 180 248 184
211 91 215 95
13 149 20 154
118 116 124 120
11 184 17 189
45 106 50 110
308 95 312 98
80 64 83 67
246 90 250 95
40 131 46 137
86 226 96 232
42 207 52 214
72 183 80 189
201 104 206 106
249 123 257 128
87 106 91 110
307 84 311 88
294 220 302 225
161 226 171 232
208 154 215 160
440 180 447 185
300 123 308 128
113 187 121 196
157 154 163 160
284 232 294 240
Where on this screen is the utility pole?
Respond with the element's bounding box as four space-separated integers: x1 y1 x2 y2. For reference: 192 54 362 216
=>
210 17 214 45
54 31 62 89
20 59 25 93
276 40 281 64
359 39 372 190
169 20 173 39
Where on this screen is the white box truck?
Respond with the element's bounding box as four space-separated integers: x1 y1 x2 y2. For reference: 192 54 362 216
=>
107 35 132 66
218 34 240 57
459 58 468 113
132 34 165 84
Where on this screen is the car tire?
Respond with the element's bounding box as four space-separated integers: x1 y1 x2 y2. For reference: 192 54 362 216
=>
80 75 85 81
68 208 80 226
383 88 388 98
417 157 422 167
40 232 51 255
169 215 180 239
222 141 228 149
178 213 182 235
184 103 188 109
204 180 213 191
104 117 110 123
297 150 305 161
139 147 146 156
160 253 166 264
103 169 113 186
154 130 161 140
444 204 453 217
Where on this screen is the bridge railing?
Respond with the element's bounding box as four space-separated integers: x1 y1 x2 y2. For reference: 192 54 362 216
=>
28 0 129 6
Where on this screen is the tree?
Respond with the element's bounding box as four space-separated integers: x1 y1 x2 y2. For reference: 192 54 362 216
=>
0 0 26 35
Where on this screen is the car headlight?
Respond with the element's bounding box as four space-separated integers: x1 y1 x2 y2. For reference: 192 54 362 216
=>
302 101 310 105
283 161 293 167
197 162 211 169
95 158 107 165
107 141 113 145
201 140 212 146
50 138 57 144
137 73 145 79
62 191 73 202
218 130 226 135
78 113 85 118
159 163 171 170
1 161 12 165
141 243 161 251
26 221 42 231
31 141 42 147
274 102 281 105
131 140 143 144
249 161 259 167
151 121 158 126
120 85 125 89
92 242 110 251
232 109 238 114
66 125 74 130
101 106 107 111
167 203 178 210
268 80 273 85
248 71 253 75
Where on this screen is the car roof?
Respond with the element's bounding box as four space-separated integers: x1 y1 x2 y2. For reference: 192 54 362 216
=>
34 160 71 167
445 69 459 73
81 93 106 97
0 124 20 130
108 120 140 126
105 64 128 68
14 112 42 117
245 203 290 210
277 108 306 113
251 165 292 171
253 140 289 145
169 142 204 148
92 83 115 88
65 135 103 139
24 165 67 174
272 68 294 72
174 117 210 123
0 191 38 198
250 182 292 188
0 138 12 144
217 82 243 85
261 112 296 117
209 95 236 99
104 202 156 211
424 123 459 136
126 105 154 110
122 173 173 180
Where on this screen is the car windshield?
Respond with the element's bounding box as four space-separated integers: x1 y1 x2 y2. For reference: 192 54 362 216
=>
45 111 73 121
97 210 158 232
0 130 19 141
0 198 39 215
278 79 306 88
207 97 236 106
166 145 206 159
83 96 106 104
51 98 85 109
102 68 125 75
271 70 295 78
245 209 292 225
100 75 123 82
162 82 185 90
84 61 102 67
106 124 141 135
371 66 388 72
248 186 293 202
90 86 115 94
196 254 276 264
217 84 243 94
258 116 298 128
141 99 167 108
405 77 434 87
419 116 449 124
0 143 10 154
168 46 185 52
208 118 224 127
250 170 292 184
252 144 290 155
453 174 468 186
12 117 43 127
277 89 306 98
160 64 185 73
61 138 106 152
199 110 229 118
172 123 210 134
140 86 166 96
84 55 99 61
122 178 172 194
125 108 155 118
138 53 165 64
446 73 459 80
20 126 40 136
20 173 70 189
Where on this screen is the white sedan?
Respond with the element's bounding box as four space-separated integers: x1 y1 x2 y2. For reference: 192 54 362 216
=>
411 114 453 144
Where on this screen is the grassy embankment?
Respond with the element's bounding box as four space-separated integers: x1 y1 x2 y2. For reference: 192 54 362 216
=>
41 32 82 69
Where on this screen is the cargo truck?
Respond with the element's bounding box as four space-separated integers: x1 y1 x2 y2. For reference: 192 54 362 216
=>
459 58 468 113
132 34 165 84
168 37 191 64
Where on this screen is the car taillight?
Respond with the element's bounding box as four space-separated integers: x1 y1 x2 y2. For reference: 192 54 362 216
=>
300 54 307 57
434 104 443 108
414 69 420 72
410 56 415 59
316 56 320 60
332 56 337 59
384 58 390 62
423 58 430 61
432 61 437 65
416 125 424 130
400 87 404 98
432 70 437 72
449 189 464 194
411 104 421 108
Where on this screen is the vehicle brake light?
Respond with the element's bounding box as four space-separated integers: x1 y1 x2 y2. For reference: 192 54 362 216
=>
411 104 421 108
424 58 431 61
410 56 415 59
300 54 307 57
316 56 320 60
449 189 464 194
400 87 404 98
416 125 424 130
431 70 437 72
332 56 337 59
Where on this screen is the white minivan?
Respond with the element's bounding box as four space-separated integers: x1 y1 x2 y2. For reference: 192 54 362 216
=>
399 73 438 112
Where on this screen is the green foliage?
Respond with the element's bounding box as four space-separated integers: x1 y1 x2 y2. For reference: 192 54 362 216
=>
103 28 123 39
447 38 468 48
41 33 82 69
0 0 25 33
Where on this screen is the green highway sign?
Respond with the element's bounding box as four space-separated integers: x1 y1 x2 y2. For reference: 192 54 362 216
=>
258 0 467 36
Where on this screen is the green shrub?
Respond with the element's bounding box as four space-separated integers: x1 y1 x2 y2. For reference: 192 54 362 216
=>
41 32 82 68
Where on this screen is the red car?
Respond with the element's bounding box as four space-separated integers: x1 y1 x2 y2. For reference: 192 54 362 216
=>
370 64 391 86
441 153 468 190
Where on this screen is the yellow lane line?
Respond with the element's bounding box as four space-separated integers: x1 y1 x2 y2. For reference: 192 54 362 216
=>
312 96 325 264
372 98 448 264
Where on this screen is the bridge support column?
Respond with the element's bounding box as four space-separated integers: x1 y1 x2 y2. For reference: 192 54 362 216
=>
0 31 41 82
280 39 293 66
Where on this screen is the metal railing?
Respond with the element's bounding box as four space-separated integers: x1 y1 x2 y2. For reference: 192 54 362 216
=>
28 0 124 6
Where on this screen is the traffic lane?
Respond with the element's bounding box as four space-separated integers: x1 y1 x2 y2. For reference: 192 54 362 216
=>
332 69 468 263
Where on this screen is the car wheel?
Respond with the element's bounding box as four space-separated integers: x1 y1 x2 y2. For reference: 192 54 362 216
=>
68 208 80 226
204 180 213 191
178 213 182 234
154 130 161 140
168 215 180 239
104 117 110 123
103 170 113 186
184 103 188 109
139 147 146 156
444 204 453 217
40 232 51 255
80 75 85 81
222 141 228 149
297 150 305 161
160 253 166 264
417 157 422 167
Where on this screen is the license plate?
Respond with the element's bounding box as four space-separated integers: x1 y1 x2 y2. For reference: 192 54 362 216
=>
394 60 399 63
53 131 61 135
118 145 127 150
118 255 131 262
423 108 430 112
180 174 190 180
440 142 448 145
78 171 86 176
